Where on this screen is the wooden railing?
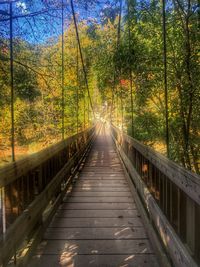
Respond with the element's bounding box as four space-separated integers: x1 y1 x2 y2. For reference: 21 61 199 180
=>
0 126 96 266
111 125 200 267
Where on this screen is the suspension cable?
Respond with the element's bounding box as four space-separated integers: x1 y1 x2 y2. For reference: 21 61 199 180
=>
117 0 122 49
70 0 95 119
128 0 134 137
118 0 123 130
162 0 169 157
61 0 65 139
110 0 123 125
10 2 15 161
76 44 79 133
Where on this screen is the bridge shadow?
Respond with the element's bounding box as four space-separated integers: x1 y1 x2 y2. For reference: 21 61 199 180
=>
30 242 154 267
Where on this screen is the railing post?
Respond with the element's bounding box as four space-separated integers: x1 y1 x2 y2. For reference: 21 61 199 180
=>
159 173 164 209
179 190 186 241
0 187 6 234
177 188 181 234
110 125 200 266
195 204 200 263
186 196 195 254
166 178 171 219
149 162 153 193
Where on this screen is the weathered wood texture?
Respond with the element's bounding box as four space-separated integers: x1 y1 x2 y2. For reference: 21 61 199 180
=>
111 125 200 266
0 126 96 267
29 126 159 267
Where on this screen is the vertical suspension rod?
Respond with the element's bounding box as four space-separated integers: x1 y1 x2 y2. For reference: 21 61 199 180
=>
76 45 79 133
128 0 134 137
117 0 123 49
70 0 95 118
10 2 15 161
162 0 169 157
118 0 123 130
84 92 86 129
61 0 65 139
111 0 123 126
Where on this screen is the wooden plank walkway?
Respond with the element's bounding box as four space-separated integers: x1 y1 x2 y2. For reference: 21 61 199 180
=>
29 126 159 267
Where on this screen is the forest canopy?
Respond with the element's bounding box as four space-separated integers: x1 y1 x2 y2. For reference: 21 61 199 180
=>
0 0 199 173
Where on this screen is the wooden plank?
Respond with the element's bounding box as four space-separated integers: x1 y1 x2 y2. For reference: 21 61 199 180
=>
35 239 154 255
79 178 126 181
29 254 159 267
72 187 130 192
116 142 198 267
63 196 134 203
67 191 132 197
49 217 143 228
83 164 122 167
83 168 123 172
59 202 136 210
55 209 138 218
27 127 159 267
84 164 122 167
44 227 147 239
0 132 94 266
78 176 125 180
76 181 128 186
81 170 124 174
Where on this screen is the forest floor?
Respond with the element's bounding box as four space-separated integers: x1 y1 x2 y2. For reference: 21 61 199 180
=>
0 142 51 167
0 146 30 166
0 136 63 167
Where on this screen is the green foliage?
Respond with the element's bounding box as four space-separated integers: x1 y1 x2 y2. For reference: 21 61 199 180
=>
14 66 40 101
0 0 199 173
93 0 199 173
128 112 163 143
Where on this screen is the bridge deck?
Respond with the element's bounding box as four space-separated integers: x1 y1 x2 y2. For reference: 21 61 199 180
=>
29 127 159 267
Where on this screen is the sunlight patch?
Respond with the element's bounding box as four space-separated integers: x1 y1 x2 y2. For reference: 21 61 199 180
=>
16 1 27 14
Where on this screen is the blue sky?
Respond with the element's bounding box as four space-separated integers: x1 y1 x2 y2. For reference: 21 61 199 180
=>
0 0 120 44
0 1 63 43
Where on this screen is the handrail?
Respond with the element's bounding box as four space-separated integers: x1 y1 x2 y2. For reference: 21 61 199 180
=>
0 129 92 188
0 125 97 266
110 125 200 267
111 125 200 205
